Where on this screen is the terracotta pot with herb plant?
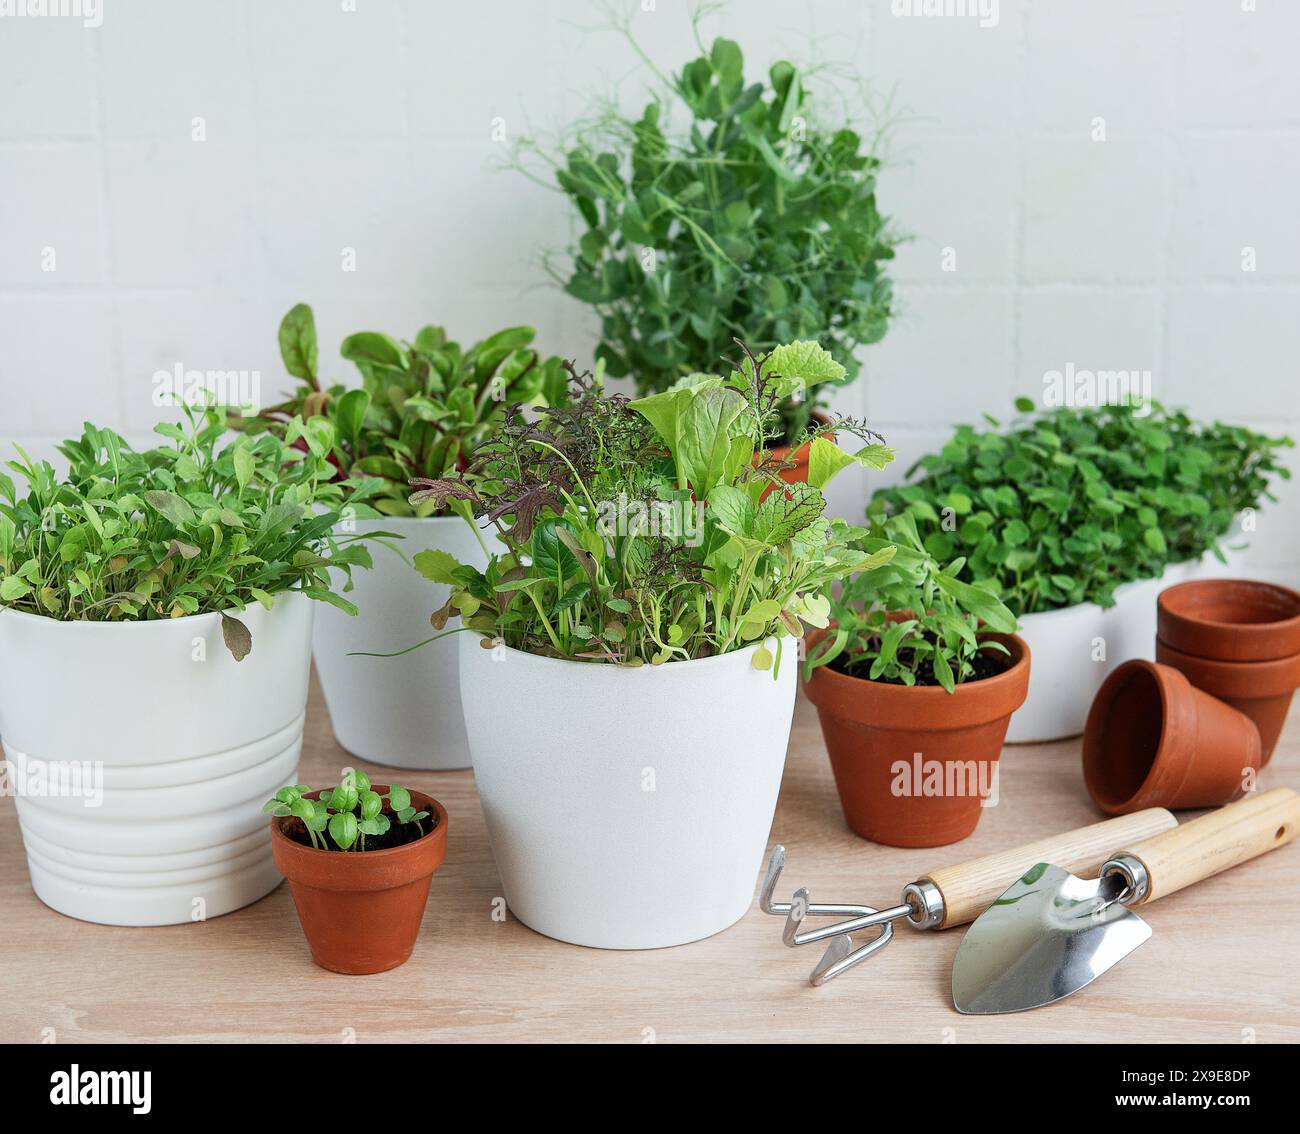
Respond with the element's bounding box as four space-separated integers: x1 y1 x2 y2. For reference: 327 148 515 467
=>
233 304 566 770
516 11 898 456
268 769 447 974
803 513 1029 848
0 407 378 925
869 400 1293 742
403 338 895 948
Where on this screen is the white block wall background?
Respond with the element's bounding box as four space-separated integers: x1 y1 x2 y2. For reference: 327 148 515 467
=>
0 0 1296 575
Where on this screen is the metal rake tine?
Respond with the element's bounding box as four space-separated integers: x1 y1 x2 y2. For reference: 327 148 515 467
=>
760 845 881 919
810 924 895 986
759 844 788 914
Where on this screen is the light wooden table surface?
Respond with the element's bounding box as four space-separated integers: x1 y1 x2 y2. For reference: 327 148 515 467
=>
2 675 1297 1045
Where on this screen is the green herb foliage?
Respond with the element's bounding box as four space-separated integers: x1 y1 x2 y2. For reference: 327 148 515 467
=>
806 513 1018 693
404 340 897 669
0 405 380 657
868 402 1294 615
522 23 897 441
232 304 567 516
265 769 429 852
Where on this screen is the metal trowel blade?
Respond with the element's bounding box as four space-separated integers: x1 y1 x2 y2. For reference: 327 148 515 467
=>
951 862 1152 1015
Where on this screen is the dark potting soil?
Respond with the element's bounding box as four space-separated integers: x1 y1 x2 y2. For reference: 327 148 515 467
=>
282 805 440 852
831 647 1010 687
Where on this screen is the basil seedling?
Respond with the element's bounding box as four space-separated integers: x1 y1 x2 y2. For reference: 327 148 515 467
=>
264 770 430 851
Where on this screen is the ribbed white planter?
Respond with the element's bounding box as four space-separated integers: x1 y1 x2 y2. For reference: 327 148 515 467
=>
312 515 489 770
1006 549 1243 743
0 594 313 925
460 634 797 949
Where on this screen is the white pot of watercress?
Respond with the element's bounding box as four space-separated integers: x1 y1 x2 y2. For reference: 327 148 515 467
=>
0 409 369 926
0 596 315 925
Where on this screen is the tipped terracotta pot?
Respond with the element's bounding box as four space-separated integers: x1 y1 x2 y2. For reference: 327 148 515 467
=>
758 411 834 499
1083 660 1261 814
1157 578 1300 661
803 630 1030 847
1154 639 1300 765
270 788 447 974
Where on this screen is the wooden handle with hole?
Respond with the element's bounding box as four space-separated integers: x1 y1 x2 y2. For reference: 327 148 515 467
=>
921 808 1178 929
1115 788 1300 905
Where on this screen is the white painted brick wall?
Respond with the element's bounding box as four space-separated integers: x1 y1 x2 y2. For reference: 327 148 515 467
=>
0 0 1295 574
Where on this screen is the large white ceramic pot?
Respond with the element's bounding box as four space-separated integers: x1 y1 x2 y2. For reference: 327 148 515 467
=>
312 515 489 770
459 634 798 949
0 594 313 925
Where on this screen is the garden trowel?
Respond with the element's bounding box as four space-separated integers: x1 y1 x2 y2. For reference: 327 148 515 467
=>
952 788 1300 1014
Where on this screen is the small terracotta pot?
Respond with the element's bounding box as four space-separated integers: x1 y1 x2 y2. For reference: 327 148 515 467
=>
1157 578 1300 661
803 630 1030 847
1083 660 1261 814
270 788 448 974
758 411 834 499
1154 639 1300 765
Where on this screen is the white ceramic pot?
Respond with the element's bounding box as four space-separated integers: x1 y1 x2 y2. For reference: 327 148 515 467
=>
0 593 313 925
1005 550 1246 743
459 634 798 949
312 515 489 770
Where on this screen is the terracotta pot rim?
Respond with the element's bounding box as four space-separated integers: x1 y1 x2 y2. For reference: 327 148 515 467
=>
271 788 448 867
1156 636 1300 688
1083 661 1184 812
804 629 1030 696
803 629 1030 732
1158 578 1300 661
765 409 835 461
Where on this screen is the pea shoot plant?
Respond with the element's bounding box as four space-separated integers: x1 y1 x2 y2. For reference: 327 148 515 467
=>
869 401 1294 615
515 12 898 443
231 304 566 518
265 770 430 852
806 513 1019 693
0 405 382 659
401 338 897 672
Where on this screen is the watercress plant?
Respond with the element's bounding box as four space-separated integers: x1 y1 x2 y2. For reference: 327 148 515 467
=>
232 303 567 516
403 339 897 670
0 404 380 658
517 20 898 442
805 513 1019 693
265 769 430 852
869 402 1293 614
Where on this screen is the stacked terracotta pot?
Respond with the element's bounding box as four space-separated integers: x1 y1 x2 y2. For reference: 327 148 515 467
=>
1083 579 1300 815
1155 579 1300 764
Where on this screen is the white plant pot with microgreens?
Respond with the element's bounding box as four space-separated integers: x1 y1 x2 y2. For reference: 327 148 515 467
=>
1007 551 1255 744
0 407 369 926
1007 563 1180 743
0 594 314 926
459 633 797 948
312 514 491 770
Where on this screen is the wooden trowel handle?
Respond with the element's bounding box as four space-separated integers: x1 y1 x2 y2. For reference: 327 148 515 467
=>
921 808 1177 929
1116 788 1300 905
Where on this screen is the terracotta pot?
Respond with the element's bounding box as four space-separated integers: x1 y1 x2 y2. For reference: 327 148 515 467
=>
1155 639 1299 765
270 788 447 974
1083 660 1261 814
1157 578 1300 662
758 411 833 499
803 630 1030 847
